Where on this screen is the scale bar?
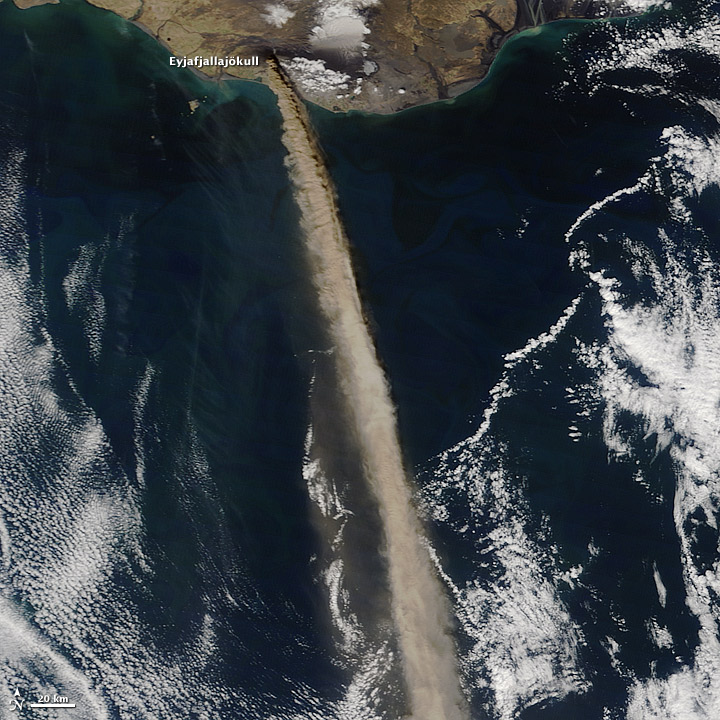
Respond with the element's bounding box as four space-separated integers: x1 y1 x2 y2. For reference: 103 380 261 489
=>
29 703 76 708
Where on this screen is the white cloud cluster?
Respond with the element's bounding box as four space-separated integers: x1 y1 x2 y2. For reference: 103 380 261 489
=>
283 57 351 94
262 2 295 28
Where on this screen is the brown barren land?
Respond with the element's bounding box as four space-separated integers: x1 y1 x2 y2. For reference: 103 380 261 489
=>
12 0 644 112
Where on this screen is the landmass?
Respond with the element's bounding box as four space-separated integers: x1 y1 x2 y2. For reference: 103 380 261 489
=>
11 0 653 112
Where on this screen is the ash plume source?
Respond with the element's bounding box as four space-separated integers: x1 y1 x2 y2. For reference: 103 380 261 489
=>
265 57 470 720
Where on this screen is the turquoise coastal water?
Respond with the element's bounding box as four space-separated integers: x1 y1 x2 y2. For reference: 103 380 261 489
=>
1 0 720 718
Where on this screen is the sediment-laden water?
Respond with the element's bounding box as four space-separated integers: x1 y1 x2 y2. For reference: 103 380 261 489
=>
0 0 719 718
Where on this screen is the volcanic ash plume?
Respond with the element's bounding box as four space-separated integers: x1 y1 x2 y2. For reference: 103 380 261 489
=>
266 58 469 720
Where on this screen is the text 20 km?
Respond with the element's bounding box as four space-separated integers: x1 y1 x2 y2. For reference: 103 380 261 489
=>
38 694 69 704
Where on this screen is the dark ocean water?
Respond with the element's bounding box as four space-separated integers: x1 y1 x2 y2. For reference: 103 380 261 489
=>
1 0 720 718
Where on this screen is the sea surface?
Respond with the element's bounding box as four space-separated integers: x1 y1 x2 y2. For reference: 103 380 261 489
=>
0 0 719 718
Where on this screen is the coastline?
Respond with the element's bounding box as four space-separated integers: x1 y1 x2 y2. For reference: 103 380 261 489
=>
10 0 653 114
